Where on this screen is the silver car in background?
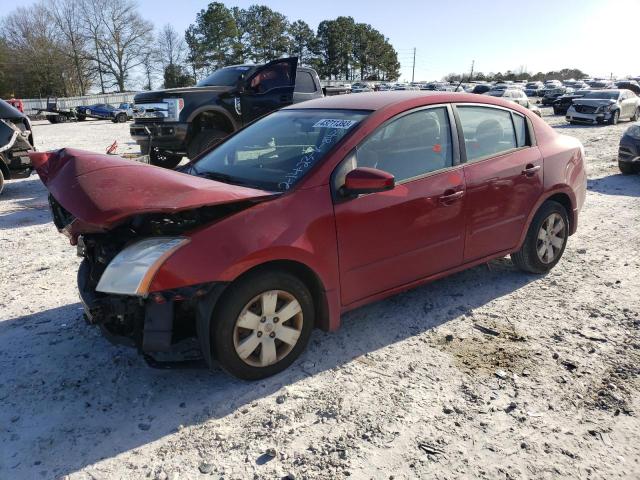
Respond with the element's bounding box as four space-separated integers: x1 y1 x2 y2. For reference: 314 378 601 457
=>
566 89 640 125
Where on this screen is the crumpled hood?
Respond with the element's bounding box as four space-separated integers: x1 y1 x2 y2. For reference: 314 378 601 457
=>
29 148 275 230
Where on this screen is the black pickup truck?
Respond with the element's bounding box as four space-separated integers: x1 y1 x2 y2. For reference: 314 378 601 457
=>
130 58 324 168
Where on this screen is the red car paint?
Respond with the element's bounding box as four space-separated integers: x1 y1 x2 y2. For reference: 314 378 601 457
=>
32 92 586 333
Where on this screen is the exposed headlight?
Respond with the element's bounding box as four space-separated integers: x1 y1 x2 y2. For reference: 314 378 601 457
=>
96 237 189 296
625 124 640 139
599 104 613 113
164 98 184 121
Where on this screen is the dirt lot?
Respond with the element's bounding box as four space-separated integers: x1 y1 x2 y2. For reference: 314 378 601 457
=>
1 111 639 480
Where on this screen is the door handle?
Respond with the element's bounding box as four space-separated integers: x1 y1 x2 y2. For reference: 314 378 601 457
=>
522 164 541 176
439 189 465 204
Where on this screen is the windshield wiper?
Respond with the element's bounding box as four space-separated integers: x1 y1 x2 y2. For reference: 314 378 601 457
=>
194 170 260 188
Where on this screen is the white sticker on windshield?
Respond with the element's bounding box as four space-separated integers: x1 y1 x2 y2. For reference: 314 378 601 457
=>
313 119 358 129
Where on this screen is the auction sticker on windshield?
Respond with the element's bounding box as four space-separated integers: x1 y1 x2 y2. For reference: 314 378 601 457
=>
313 119 358 129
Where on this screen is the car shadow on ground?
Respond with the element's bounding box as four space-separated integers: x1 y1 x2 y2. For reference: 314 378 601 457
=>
0 176 51 230
588 173 640 197
0 258 539 478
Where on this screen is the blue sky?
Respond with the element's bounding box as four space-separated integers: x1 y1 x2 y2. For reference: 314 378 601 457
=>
13 0 640 81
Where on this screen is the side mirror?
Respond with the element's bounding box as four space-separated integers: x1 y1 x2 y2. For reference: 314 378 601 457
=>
342 167 395 196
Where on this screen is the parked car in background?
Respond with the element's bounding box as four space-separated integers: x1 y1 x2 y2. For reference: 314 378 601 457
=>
615 80 640 95
524 81 544 96
130 58 323 168
587 80 615 89
471 84 492 94
350 83 372 93
111 102 134 123
618 122 640 174
566 89 640 125
552 89 590 115
0 99 34 195
76 103 118 120
31 91 586 379
541 87 575 106
487 89 541 116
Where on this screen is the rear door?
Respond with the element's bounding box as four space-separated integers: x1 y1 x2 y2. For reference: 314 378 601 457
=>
333 105 466 305
454 104 543 261
240 58 298 124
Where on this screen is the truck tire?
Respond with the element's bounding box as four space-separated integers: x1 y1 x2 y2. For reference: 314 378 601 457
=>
149 148 182 169
187 128 228 160
618 161 639 175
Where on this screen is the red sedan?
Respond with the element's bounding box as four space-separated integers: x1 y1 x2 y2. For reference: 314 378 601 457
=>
31 92 586 379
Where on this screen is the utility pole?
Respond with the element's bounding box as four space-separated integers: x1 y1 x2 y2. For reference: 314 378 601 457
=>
411 48 416 83
469 60 475 82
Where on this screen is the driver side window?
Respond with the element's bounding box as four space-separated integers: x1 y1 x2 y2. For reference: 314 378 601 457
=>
249 62 293 93
344 107 453 185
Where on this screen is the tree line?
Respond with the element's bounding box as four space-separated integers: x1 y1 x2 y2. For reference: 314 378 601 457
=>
0 0 400 99
443 68 591 83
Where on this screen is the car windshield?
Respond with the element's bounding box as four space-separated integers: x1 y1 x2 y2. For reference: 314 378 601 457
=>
190 109 370 191
583 91 620 100
196 66 254 87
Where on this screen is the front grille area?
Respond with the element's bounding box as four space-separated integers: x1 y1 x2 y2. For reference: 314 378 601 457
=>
574 105 597 114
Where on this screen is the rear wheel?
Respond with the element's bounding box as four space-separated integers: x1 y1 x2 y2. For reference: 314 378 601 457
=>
631 107 640 122
187 128 228 160
212 271 314 380
619 161 639 175
511 201 569 274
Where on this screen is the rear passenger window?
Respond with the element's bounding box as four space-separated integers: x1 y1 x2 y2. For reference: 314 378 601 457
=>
295 72 317 93
457 106 518 162
356 107 453 182
512 113 527 147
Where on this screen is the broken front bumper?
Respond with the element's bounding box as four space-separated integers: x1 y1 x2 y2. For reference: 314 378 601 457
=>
78 259 176 352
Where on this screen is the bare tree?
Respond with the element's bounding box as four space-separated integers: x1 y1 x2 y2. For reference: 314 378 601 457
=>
83 0 154 92
156 23 185 69
48 0 92 95
80 0 106 93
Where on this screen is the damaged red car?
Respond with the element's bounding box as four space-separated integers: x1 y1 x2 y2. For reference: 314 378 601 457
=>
32 92 586 379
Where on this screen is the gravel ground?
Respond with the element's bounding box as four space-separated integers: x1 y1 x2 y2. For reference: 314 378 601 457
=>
0 110 639 480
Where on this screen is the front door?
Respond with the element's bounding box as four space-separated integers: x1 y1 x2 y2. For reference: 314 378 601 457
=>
241 58 298 124
454 105 543 261
333 106 467 305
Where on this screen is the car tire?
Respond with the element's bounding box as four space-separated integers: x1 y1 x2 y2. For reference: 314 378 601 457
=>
0 166 5 196
609 110 620 125
553 108 560 115
149 148 182 169
187 128 228 160
618 161 639 175
77 115 86 122
212 270 315 380
115 113 127 123
632 107 640 122
511 200 569 274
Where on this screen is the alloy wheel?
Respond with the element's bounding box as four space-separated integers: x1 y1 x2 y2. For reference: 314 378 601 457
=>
233 290 303 368
536 213 566 264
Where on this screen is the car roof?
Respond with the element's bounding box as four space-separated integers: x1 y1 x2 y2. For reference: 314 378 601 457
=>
283 91 532 115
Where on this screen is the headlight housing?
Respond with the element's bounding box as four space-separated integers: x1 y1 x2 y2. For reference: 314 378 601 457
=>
96 237 189 296
625 124 640 139
600 104 613 113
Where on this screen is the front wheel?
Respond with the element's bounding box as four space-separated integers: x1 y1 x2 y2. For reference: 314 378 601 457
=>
609 110 620 125
511 201 569 274
115 113 127 123
212 271 314 380
187 128 228 160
